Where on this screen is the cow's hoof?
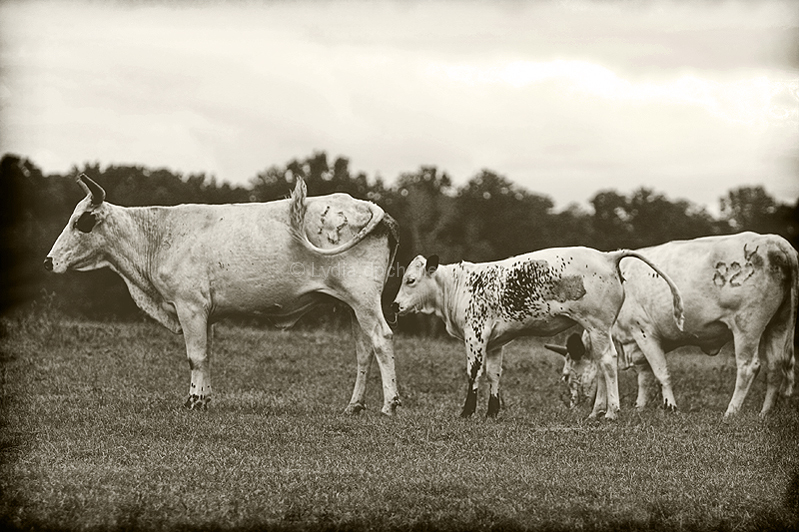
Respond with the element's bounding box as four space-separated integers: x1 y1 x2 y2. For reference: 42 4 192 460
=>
662 400 678 413
486 395 501 418
344 402 366 416
184 394 210 411
380 398 401 416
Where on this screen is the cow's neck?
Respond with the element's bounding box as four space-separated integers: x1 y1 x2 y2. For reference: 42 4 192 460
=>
101 204 182 333
434 263 470 339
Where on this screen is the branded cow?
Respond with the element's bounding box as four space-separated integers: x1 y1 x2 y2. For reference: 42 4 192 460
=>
392 248 684 420
45 174 401 415
555 232 797 419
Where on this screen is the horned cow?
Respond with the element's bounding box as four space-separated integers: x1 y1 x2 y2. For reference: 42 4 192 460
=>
391 248 684 420
555 232 798 419
45 174 402 415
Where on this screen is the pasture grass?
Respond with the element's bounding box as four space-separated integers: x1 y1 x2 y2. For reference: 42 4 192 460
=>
1 311 798 531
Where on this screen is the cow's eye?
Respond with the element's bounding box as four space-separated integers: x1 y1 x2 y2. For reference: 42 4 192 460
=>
405 277 416 286
75 212 97 233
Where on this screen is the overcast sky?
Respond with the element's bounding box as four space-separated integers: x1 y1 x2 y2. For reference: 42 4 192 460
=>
1 0 797 211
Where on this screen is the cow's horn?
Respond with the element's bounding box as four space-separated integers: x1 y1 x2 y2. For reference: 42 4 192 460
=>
77 174 106 206
544 344 569 356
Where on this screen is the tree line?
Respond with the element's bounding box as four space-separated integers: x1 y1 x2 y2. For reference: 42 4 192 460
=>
1 152 796 333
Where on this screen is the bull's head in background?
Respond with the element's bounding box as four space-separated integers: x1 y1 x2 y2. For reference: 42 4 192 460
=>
545 332 598 409
44 174 110 274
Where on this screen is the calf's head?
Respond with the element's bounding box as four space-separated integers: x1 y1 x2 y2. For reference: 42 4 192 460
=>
545 332 597 408
392 254 440 316
45 174 110 274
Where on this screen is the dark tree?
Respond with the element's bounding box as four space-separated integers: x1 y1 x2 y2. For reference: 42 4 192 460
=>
451 170 554 261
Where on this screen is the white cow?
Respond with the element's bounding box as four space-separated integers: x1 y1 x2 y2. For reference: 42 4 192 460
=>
45 174 402 415
391 248 684 419
555 232 798 419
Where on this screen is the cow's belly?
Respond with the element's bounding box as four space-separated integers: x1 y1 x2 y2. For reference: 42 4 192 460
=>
208 274 327 316
210 291 334 327
490 314 576 347
664 320 732 354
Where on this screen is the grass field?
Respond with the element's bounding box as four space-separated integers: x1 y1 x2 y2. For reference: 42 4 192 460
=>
1 310 798 531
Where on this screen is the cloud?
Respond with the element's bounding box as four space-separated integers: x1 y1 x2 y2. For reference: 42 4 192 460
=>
427 60 799 126
0 0 797 210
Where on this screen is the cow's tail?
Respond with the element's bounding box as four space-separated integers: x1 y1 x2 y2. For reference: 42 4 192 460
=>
381 213 401 325
381 212 400 285
611 250 685 331
776 238 797 397
289 176 386 256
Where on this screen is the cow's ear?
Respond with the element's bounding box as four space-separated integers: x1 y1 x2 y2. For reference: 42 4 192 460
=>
425 254 439 275
566 333 586 361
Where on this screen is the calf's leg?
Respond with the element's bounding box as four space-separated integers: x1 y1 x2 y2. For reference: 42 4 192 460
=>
461 329 488 418
484 346 504 418
585 328 620 420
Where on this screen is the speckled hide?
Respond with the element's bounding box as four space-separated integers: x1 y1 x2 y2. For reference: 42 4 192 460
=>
393 247 685 420
560 232 798 420
45 175 401 415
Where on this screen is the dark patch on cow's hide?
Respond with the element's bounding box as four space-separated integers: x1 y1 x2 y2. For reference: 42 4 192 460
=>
497 259 585 321
552 275 587 302
500 259 551 318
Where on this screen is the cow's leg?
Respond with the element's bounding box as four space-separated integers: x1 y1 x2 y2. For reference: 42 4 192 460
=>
585 328 620 420
352 305 401 416
344 312 372 415
593 365 607 416
724 327 764 419
628 332 676 411
485 346 504 418
461 330 487 418
633 361 658 410
176 305 212 410
757 319 792 417
620 341 656 409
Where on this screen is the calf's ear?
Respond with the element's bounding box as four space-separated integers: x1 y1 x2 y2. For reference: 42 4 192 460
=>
425 254 439 275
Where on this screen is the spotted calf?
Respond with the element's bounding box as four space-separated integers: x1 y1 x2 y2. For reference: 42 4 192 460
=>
392 247 685 420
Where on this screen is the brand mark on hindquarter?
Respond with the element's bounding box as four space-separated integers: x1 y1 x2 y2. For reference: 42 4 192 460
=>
713 244 760 287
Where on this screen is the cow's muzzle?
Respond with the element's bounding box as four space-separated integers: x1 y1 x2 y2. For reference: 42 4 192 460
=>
392 302 413 316
43 257 53 271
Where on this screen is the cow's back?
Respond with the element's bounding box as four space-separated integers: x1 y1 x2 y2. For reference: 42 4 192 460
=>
617 232 792 348
149 194 386 316
475 247 625 341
